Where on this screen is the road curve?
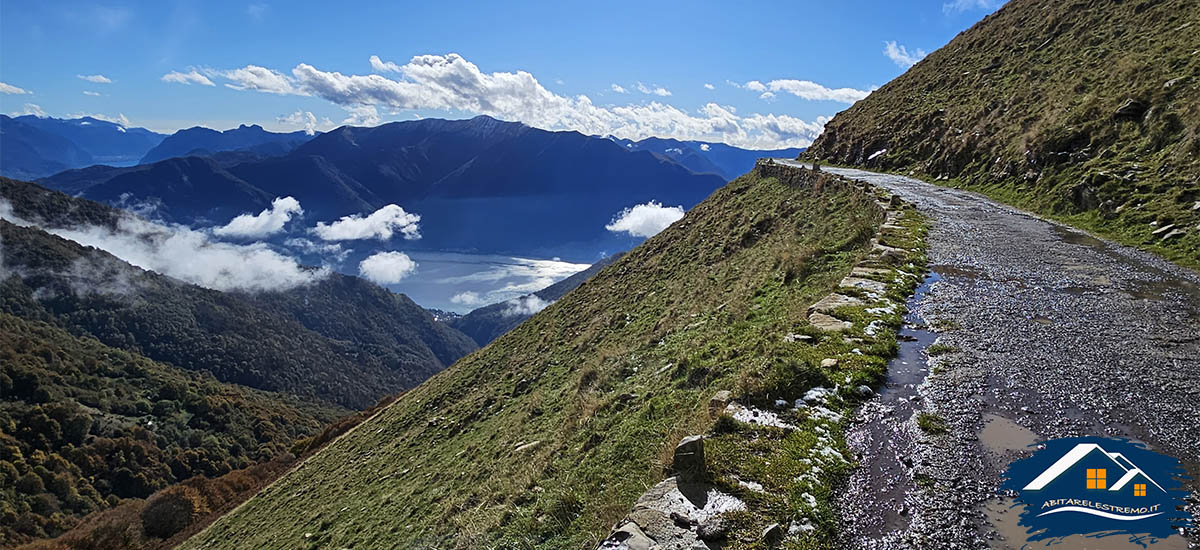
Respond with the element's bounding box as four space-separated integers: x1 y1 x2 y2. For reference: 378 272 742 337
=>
773 160 1200 549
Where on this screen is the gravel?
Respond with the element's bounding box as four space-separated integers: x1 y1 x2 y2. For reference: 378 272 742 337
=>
779 161 1200 549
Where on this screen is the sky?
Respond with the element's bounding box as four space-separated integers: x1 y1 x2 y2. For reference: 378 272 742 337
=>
0 0 1005 149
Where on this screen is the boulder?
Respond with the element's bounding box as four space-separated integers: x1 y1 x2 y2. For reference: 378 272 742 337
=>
808 293 864 314
708 391 733 417
820 358 839 368
597 521 656 550
761 523 784 546
808 312 851 332
673 436 705 482
1114 98 1148 120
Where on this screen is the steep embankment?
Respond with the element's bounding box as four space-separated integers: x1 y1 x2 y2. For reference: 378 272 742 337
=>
804 0 1200 266
182 165 927 549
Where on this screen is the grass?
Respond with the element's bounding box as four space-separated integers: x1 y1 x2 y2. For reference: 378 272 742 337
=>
803 0 1200 269
926 343 958 357
181 168 928 550
917 412 948 435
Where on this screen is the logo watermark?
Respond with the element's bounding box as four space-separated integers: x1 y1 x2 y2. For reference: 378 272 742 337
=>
1000 436 1191 545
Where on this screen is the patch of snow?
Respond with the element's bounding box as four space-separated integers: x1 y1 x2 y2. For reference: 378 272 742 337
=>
868 148 887 161
728 404 797 430
864 320 884 336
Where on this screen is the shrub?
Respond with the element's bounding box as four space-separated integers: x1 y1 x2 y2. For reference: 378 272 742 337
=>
139 485 208 539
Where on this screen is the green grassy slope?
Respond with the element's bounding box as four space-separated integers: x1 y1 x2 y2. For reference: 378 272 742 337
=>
0 312 341 546
181 168 920 550
804 0 1200 266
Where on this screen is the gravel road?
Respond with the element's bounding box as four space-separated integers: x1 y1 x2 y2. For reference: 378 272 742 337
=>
775 161 1200 549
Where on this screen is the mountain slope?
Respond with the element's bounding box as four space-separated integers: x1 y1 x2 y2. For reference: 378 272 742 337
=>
0 311 342 546
0 115 164 179
448 252 625 347
140 125 314 164
0 178 477 409
613 136 805 180
803 0 1200 266
180 166 901 549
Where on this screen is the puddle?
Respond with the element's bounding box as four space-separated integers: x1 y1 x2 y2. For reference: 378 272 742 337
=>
845 270 941 538
979 414 1038 459
930 263 984 281
985 497 1188 549
1051 224 1108 250
1031 316 1054 325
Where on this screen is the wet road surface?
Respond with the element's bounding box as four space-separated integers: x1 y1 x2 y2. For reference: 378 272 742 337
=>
774 161 1200 549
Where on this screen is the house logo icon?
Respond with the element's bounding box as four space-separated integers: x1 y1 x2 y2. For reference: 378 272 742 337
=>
1001 436 1191 544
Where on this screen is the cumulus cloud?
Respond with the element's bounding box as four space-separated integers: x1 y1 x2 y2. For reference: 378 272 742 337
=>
883 41 927 68
342 104 380 126
753 79 870 103
358 251 417 284
190 53 832 148
450 290 483 306
77 74 113 84
284 237 350 262
0 199 326 292
213 196 302 239
277 110 333 134
502 295 551 317
605 200 685 238
311 204 421 241
0 82 31 95
68 112 130 127
943 0 1004 14
636 82 672 96
162 69 216 86
703 83 715 90
611 83 628 94
11 103 46 117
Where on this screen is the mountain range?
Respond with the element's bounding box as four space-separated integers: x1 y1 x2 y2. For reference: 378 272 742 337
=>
139 124 315 164
0 115 164 180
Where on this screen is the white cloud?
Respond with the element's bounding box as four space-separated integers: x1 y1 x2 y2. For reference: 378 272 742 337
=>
311 204 421 241
277 110 333 135
284 237 350 262
502 295 551 317
754 79 870 103
342 104 380 126
883 41 927 68
162 69 216 86
11 103 46 117
703 83 715 90
219 65 298 94
605 200 685 238
0 82 31 95
611 83 628 94
188 53 834 148
77 74 113 84
67 112 130 127
450 291 484 306
212 196 302 239
636 82 672 96
82 91 101 96
943 0 1003 14
760 91 777 101
358 251 417 284
1 200 326 292
247 3 267 19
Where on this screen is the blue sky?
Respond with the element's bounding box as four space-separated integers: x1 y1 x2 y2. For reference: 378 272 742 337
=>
0 0 1004 147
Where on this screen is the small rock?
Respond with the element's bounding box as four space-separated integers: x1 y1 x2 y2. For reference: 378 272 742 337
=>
1151 223 1176 236
597 521 655 550
709 390 733 417
697 516 728 541
761 523 784 546
856 385 874 397
514 440 542 453
1115 98 1148 119
673 436 706 482
821 358 839 368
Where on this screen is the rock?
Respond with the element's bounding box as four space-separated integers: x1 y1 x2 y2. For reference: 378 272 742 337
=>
808 312 851 332
597 521 655 550
761 523 784 546
889 194 902 208
783 333 813 343
708 391 733 417
697 516 728 541
852 266 893 277
514 440 542 453
808 293 864 314
673 436 705 482
1192 201 1200 211
1161 229 1185 240
1066 182 1099 210
1150 223 1176 236
856 385 874 397
839 276 889 295
1114 98 1148 120
821 358 839 368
